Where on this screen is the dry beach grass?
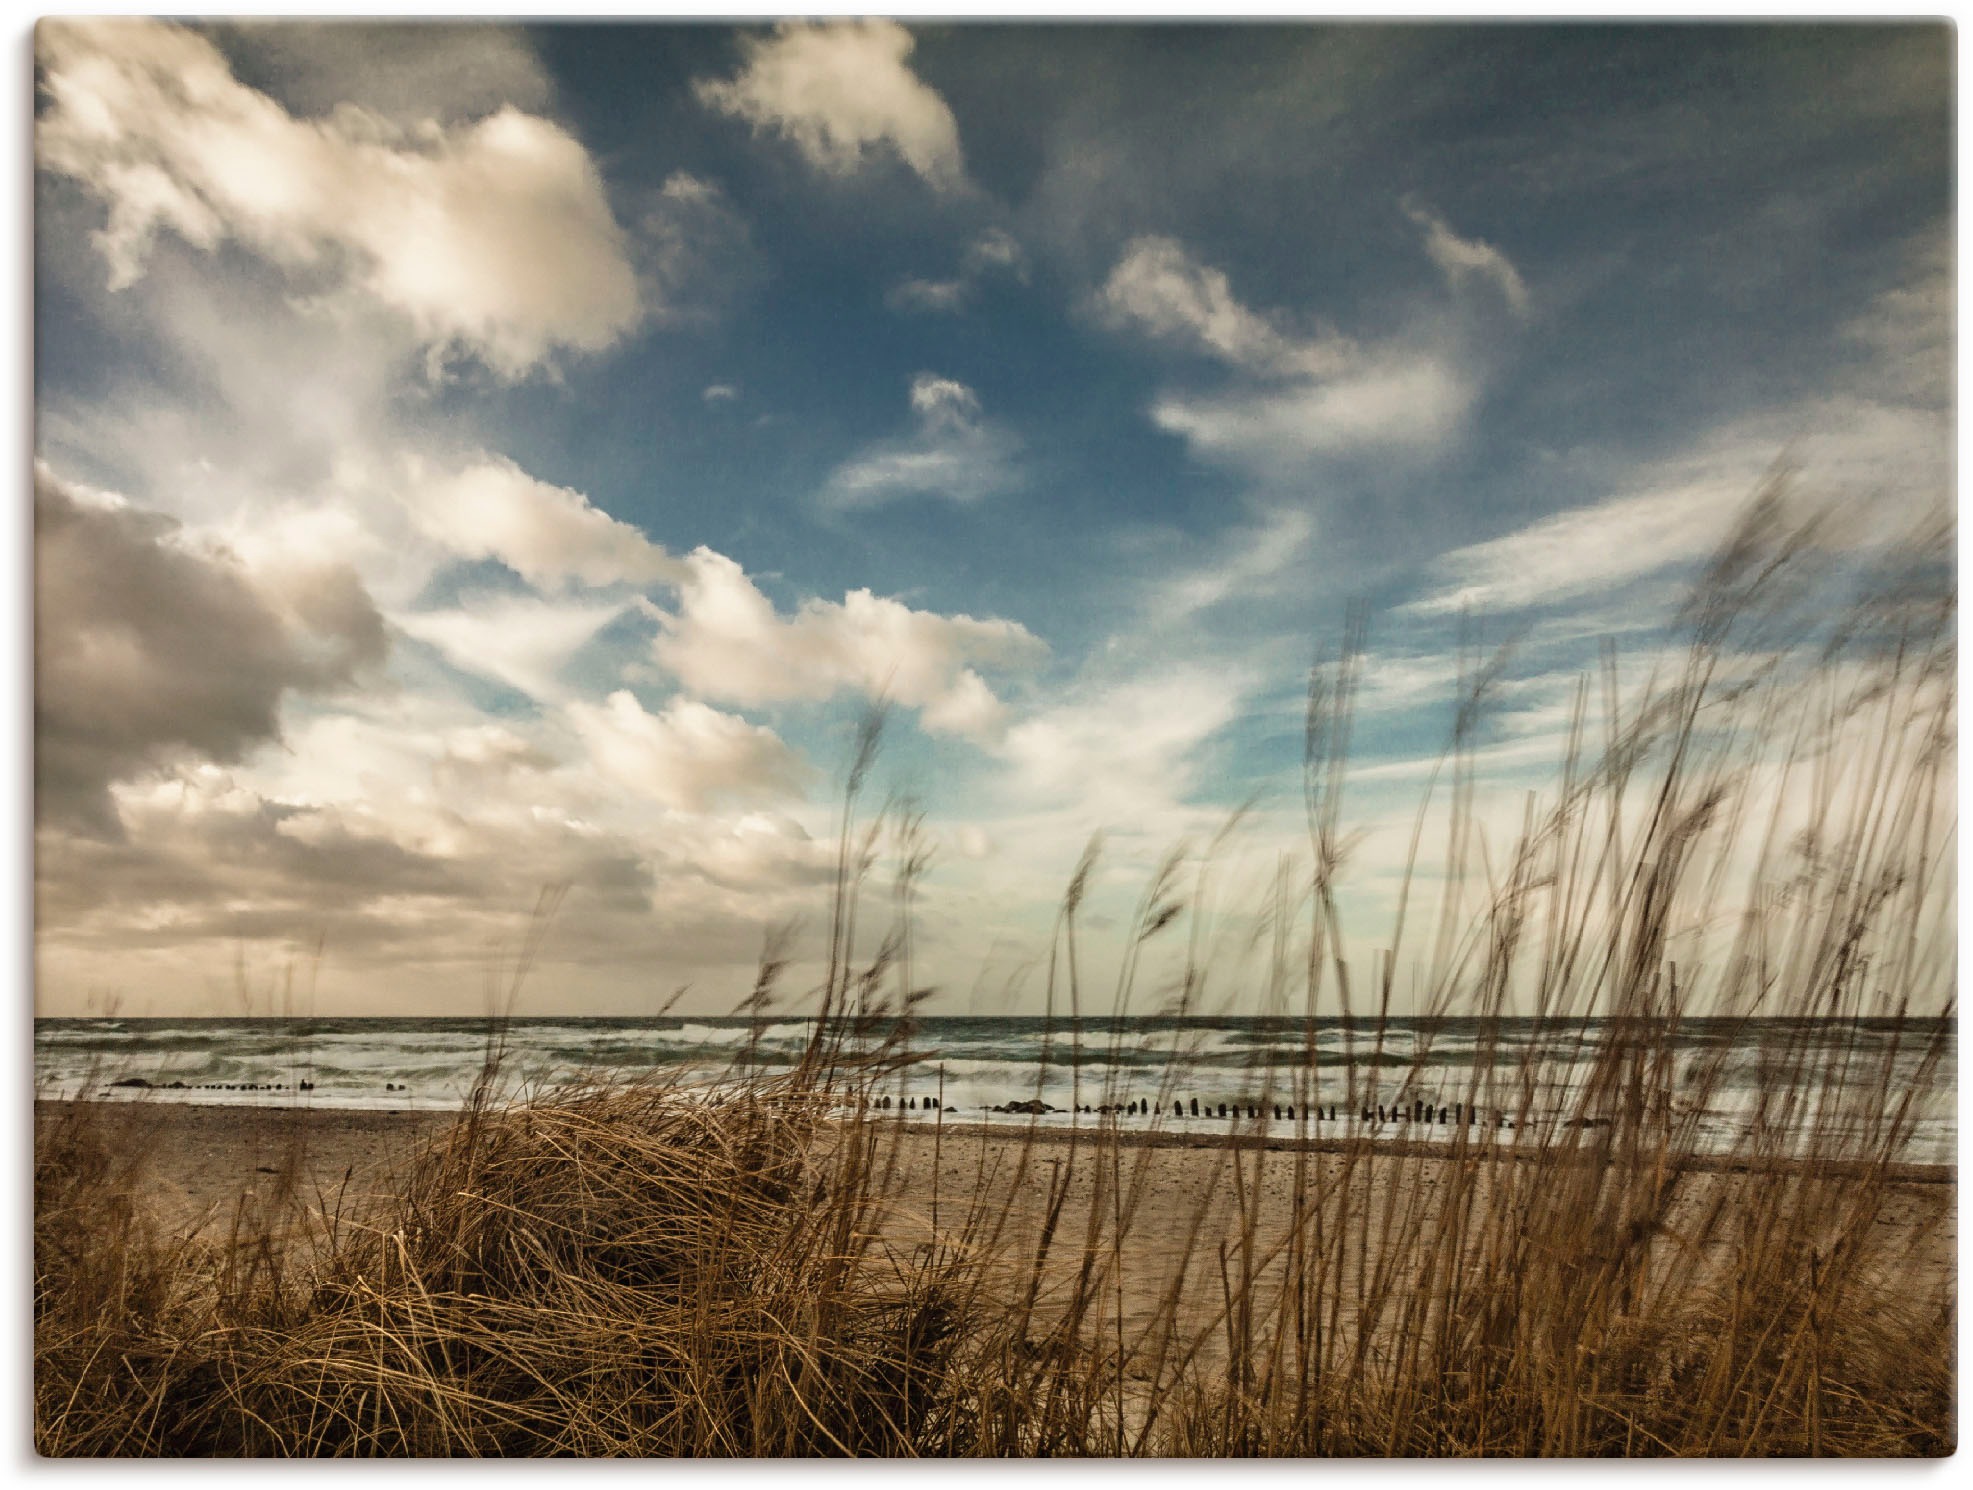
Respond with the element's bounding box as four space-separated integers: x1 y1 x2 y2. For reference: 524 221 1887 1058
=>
34 486 1957 1455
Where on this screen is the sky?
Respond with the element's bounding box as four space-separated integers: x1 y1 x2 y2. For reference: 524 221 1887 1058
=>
31 19 1953 1019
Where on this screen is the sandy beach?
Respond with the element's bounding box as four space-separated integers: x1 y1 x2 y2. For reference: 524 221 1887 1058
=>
36 1094 1958 1454
42 1099 1955 1315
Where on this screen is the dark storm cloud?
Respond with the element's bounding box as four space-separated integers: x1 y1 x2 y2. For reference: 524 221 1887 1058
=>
34 469 388 834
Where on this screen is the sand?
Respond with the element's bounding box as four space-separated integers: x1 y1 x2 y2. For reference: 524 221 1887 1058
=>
39 1098 1954 1347
35 1099 456 1237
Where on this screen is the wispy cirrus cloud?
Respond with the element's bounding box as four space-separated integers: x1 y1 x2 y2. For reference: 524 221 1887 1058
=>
888 227 1027 313
1402 477 1742 618
1098 230 1494 479
1405 227 1954 623
1401 196 1530 316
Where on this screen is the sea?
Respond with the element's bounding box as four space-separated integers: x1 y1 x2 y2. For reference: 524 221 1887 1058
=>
33 1014 1956 1165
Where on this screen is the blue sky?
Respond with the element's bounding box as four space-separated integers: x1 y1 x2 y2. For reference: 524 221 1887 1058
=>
32 20 1952 1017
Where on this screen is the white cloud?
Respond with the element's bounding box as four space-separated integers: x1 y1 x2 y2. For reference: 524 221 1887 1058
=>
1150 354 1473 468
964 227 1025 275
1842 226 1951 407
632 171 758 326
1403 478 1742 618
1406 356 1953 621
887 276 969 313
995 667 1251 830
1401 198 1529 316
888 227 1027 314
1099 236 1479 476
1100 236 1349 376
394 592 626 702
702 383 740 403
649 547 1046 741
399 456 686 590
1154 506 1317 620
821 372 1023 509
568 690 810 812
37 17 643 378
695 20 965 192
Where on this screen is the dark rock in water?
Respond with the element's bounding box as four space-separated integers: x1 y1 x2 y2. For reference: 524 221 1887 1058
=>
298 1081 314 1091
166 1081 185 1090
992 1098 1056 1115
110 1076 150 1089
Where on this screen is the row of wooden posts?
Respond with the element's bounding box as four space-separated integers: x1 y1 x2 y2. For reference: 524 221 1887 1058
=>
873 1095 1508 1126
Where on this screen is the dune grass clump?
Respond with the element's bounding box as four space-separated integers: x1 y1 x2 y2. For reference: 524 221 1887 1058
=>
36 1077 1013 1455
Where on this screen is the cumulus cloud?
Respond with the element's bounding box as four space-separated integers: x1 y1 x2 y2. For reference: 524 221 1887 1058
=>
1098 236 1478 476
398 456 687 590
649 547 1046 741
1401 198 1530 316
37 17 643 378
34 699 840 1013
36 754 651 984
695 20 965 192
821 372 1023 509
568 690 810 812
35 467 387 835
